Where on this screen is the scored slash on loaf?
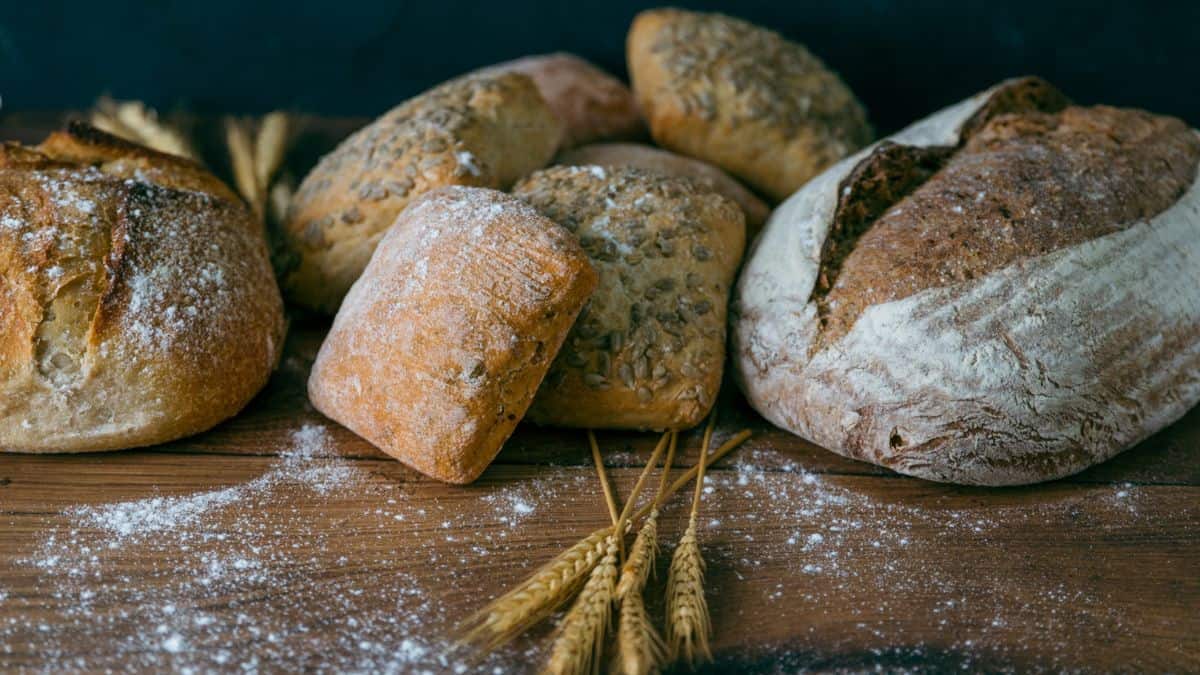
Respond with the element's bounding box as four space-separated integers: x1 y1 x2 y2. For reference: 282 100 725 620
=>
307 187 597 484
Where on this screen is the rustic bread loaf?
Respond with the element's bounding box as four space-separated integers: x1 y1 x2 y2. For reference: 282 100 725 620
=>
627 8 872 202
1 123 286 453
732 77 1200 485
514 166 744 431
282 72 563 313
556 142 770 239
307 187 596 484
476 53 646 148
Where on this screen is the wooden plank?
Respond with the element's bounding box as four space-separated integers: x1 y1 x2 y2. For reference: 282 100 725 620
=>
1 451 1196 671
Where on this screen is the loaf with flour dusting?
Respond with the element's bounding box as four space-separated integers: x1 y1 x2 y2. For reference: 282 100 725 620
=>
514 166 744 431
0 122 285 453
308 187 596 484
282 72 563 313
733 77 1200 485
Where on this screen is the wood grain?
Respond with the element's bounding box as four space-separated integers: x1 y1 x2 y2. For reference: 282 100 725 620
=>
1 113 1198 673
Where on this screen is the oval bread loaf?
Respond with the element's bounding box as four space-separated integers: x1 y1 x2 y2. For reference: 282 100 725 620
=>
282 72 564 313
1 123 286 453
515 165 745 431
627 8 872 202
732 77 1200 485
307 187 597 484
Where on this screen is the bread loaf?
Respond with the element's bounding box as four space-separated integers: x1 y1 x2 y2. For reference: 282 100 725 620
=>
732 77 1200 485
477 53 646 148
307 187 596 484
1 123 286 453
556 142 770 239
514 166 744 430
283 72 563 313
627 8 872 202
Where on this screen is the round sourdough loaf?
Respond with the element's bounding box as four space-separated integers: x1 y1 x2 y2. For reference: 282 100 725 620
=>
307 187 597 484
475 53 646 148
627 8 872 202
0 123 286 453
282 71 563 313
733 77 1200 485
556 142 770 239
514 165 744 431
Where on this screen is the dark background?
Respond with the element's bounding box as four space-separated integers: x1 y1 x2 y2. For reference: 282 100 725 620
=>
2 1 1198 133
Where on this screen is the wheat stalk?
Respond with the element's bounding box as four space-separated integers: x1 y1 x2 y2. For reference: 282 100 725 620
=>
543 534 619 675
665 414 718 666
611 431 676 675
91 97 198 160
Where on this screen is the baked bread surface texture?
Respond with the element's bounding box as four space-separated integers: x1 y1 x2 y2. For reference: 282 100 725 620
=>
732 77 1200 485
0 123 286 453
515 165 745 431
627 8 872 202
477 53 647 148
307 186 597 484
283 72 564 313
556 142 770 239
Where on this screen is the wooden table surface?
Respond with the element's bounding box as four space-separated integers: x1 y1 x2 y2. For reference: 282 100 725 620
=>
2 114 1198 673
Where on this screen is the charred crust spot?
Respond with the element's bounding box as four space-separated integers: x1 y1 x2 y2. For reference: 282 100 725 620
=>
889 428 905 449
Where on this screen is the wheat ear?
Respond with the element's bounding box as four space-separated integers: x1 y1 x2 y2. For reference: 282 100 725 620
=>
611 431 676 675
91 98 198 160
666 414 718 665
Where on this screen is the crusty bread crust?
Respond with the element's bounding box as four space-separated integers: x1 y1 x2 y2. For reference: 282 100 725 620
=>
733 78 1200 485
476 53 646 148
627 8 872 202
556 142 770 239
0 124 285 453
515 166 744 431
307 187 596 484
283 71 564 313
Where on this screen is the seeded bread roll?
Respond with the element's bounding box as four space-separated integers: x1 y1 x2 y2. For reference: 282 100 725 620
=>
733 77 1200 485
476 53 646 148
514 166 745 431
1 123 285 453
308 187 597 484
556 142 770 240
627 8 873 202
283 72 564 313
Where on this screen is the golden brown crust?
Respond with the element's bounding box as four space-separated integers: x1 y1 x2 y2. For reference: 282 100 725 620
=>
307 187 597 484
555 142 770 240
282 72 564 313
0 124 285 453
514 166 744 430
627 8 872 202
476 53 647 148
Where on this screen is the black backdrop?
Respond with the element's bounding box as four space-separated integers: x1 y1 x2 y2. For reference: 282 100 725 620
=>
2 1 1198 133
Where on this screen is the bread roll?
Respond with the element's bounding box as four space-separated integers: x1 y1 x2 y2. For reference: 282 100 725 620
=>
733 77 1200 485
283 72 564 313
514 166 744 430
556 142 770 240
1 123 286 453
627 8 872 202
308 187 596 484
477 53 646 148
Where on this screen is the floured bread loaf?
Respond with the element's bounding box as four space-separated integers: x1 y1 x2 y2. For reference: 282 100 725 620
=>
733 77 1200 485
514 166 744 431
556 142 770 239
0 123 286 453
627 8 872 202
477 53 646 148
308 187 596 484
283 72 563 313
